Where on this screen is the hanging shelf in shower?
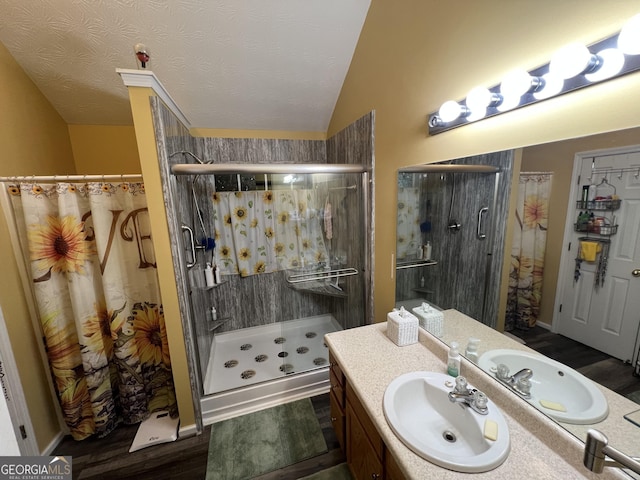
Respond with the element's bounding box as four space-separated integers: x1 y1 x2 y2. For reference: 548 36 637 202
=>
285 267 358 298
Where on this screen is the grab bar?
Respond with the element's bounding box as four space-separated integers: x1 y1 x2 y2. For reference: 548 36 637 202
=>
396 260 438 270
477 207 488 240
286 267 359 284
181 224 197 269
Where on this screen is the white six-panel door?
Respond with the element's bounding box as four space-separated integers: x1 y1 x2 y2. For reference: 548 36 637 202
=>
556 148 640 362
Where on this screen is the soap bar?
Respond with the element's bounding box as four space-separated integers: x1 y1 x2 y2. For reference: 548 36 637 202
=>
539 399 567 412
484 419 498 441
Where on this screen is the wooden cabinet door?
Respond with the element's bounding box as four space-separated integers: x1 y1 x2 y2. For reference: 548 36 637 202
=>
330 389 346 452
347 402 384 480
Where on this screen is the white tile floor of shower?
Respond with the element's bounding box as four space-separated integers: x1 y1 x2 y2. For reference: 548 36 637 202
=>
203 314 342 395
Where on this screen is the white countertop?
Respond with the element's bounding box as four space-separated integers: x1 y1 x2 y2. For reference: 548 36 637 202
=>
325 311 630 479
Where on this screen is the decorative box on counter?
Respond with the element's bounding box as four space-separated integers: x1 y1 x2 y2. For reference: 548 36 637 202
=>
412 302 444 338
387 307 418 346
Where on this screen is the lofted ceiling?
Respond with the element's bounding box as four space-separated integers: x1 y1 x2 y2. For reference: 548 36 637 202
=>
0 0 370 131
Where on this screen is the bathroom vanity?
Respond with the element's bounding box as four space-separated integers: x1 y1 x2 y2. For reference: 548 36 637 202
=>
325 311 630 479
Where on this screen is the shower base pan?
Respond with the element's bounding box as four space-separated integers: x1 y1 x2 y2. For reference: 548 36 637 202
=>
201 314 341 424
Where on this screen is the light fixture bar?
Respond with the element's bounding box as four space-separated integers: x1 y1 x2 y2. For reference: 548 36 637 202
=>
427 29 640 135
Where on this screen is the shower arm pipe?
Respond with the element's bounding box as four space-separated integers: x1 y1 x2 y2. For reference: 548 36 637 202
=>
399 165 499 174
0 174 143 183
171 163 367 176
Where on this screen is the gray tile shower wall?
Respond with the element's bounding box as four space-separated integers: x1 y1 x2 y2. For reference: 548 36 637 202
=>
149 97 207 414
326 112 375 328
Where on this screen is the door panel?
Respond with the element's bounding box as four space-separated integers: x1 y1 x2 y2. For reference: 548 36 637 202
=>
557 150 640 362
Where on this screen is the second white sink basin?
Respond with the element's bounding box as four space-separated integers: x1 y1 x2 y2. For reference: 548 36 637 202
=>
383 371 510 473
478 349 608 425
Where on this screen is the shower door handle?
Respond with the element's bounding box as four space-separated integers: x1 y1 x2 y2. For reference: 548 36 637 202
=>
477 207 488 240
181 224 197 269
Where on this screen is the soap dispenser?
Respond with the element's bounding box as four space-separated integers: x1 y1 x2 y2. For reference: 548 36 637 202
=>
447 341 461 377
465 337 480 363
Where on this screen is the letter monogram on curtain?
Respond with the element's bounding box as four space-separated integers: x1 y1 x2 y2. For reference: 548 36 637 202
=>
212 189 329 276
7 181 177 440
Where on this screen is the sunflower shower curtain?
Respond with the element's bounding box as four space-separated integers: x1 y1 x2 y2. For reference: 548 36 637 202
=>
7 181 176 440
505 173 552 331
212 189 329 276
396 187 421 260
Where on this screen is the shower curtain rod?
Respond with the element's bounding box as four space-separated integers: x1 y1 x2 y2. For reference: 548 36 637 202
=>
0 174 143 183
171 163 367 176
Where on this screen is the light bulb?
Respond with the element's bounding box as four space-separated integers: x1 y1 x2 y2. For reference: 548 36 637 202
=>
500 69 539 100
585 48 625 82
618 13 640 55
466 86 502 111
438 101 468 123
533 73 564 100
549 43 598 79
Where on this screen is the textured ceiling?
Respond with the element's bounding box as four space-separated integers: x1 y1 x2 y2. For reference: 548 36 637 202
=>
0 0 370 131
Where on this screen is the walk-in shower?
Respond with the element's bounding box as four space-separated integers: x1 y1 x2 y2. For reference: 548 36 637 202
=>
395 153 514 327
173 162 369 424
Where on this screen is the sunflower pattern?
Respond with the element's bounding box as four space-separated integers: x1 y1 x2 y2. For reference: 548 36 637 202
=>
396 188 421 259
9 182 176 441
506 174 551 331
211 189 329 277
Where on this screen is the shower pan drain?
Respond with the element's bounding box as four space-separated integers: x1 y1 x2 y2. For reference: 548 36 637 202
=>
296 346 309 354
240 344 252 351
278 351 289 358
224 360 239 368
279 364 294 373
274 337 286 344
254 354 268 363
313 357 327 366
241 370 256 379
305 332 317 338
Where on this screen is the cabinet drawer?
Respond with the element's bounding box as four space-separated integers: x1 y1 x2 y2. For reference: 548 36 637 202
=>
346 382 383 460
329 352 345 385
330 389 346 452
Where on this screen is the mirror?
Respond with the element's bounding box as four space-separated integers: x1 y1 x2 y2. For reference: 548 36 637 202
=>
395 127 640 467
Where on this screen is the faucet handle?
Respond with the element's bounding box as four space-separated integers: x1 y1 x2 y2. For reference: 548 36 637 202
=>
496 363 510 381
473 390 488 410
454 375 469 393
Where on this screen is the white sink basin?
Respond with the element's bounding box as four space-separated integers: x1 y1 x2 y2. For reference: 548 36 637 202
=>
383 371 510 473
478 349 608 425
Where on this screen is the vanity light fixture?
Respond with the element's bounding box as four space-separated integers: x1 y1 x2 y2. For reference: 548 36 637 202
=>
428 13 640 134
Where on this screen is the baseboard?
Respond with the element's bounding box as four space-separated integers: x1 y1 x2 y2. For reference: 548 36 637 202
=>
41 430 65 456
536 321 552 331
178 422 198 439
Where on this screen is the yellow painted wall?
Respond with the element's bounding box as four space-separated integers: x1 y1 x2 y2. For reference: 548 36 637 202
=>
521 127 640 327
328 0 640 323
0 41 74 451
126 87 196 429
68 125 141 174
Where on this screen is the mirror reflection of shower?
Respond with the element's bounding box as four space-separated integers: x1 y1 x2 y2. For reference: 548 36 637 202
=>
394 153 514 327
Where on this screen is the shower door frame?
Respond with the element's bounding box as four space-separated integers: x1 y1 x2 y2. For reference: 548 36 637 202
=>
165 163 372 428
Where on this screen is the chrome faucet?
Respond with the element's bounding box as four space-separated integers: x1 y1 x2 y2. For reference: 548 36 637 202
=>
448 376 488 415
495 364 533 399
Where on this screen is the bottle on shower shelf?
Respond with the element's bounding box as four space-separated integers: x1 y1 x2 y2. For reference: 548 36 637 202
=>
214 264 222 284
204 262 215 287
